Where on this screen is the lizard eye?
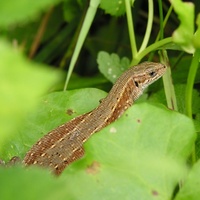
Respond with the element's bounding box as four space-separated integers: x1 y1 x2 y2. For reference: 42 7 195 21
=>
149 71 156 77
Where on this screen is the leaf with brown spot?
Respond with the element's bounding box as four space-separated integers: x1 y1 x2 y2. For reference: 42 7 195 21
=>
86 161 101 175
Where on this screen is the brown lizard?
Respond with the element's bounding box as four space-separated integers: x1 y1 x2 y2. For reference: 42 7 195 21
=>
21 62 166 175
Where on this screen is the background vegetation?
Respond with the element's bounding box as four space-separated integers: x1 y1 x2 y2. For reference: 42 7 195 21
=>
0 0 200 199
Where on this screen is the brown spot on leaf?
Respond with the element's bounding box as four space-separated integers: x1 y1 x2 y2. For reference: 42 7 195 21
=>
86 161 101 175
66 109 75 116
137 119 141 123
152 190 159 196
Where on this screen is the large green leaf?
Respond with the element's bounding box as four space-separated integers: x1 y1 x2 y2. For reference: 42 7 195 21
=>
0 39 60 154
175 160 200 200
170 0 195 53
0 0 61 27
0 166 65 200
63 103 195 200
193 13 200 49
0 89 196 200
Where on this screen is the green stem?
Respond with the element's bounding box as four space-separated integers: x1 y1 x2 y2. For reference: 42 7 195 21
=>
60 9 85 69
131 37 173 65
185 49 200 164
63 0 100 91
139 0 153 53
159 50 178 111
159 5 173 40
125 0 137 59
185 49 200 118
148 5 173 61
158 0 163 39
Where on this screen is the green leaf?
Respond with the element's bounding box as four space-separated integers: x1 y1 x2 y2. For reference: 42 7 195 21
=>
195 129 200 160
149 83 200 131
193 13 200 49
150 84 200 115
0 39 60 154
170 0 195 53
64 103 195 199
97 51 130 83
175 160 200 200
1 89 196 199
0 166 65 200
0 0 61 27
100 0 126 16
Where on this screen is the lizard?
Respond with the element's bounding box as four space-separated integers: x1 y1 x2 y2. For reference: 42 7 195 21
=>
8 62 167 175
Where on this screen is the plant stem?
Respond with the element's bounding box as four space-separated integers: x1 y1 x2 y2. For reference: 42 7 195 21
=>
185 49 200 164
60 8 85 69
29 7 54 58
131 37 173 65
63 0 100 91
139 0 153 53
185 49 200 118
160 50 178 111
125 0 137 59
158 0 163 39
148 4 173 61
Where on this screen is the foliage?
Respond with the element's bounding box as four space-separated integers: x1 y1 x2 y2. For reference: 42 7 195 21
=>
0 0 200 200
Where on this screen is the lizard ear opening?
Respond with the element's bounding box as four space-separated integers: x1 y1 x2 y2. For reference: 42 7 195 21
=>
134 81 139 87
